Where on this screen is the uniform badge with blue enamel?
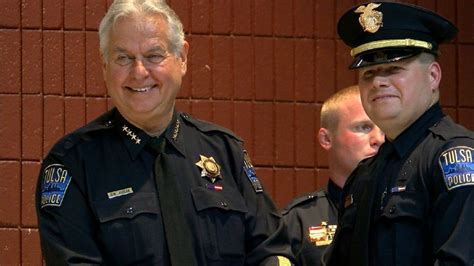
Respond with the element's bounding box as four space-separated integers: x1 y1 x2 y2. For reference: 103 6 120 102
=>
439 146 474 190
243 150 264 193
40 164 72 208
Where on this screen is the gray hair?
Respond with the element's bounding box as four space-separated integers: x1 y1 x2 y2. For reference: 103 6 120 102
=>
99 0 185 60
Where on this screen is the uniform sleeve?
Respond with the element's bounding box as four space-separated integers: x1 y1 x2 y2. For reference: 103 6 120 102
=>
234 148 295 265
432 140 474 265
36 152 104 264
282 208 304 265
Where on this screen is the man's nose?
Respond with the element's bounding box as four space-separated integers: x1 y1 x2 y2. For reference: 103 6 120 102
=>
131 59 150 79
371 127 385 148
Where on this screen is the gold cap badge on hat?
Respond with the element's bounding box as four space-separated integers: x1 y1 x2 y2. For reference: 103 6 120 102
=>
195 155 221 183
355 3 383 33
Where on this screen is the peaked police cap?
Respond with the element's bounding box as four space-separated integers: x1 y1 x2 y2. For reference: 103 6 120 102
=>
337 2 458 69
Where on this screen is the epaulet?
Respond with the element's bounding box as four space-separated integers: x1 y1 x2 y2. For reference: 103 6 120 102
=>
180 112 243 142
49 109 116 156
282 190 326 215
430 116 474 140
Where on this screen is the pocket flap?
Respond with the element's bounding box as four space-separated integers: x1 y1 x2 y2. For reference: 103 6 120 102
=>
382 192 425 220
95 192 159 223
191 187 248 213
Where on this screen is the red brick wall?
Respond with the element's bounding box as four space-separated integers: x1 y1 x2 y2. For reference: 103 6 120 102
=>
0 0 472 263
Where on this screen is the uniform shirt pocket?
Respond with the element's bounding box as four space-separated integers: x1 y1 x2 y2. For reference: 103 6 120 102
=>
381 192 425 221
94 192 165 265
96 192 159 222
191 187 248 260
380 191 426 266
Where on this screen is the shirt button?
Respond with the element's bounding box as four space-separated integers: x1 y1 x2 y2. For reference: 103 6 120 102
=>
389 206 396 214
105 120 113 127
126 207 134 214
219 201 228 208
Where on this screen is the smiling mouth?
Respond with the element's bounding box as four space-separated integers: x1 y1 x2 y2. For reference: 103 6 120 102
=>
373 95 396 102
126 85 155 93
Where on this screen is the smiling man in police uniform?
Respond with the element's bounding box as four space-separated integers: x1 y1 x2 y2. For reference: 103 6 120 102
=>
323 2 474 266
35 0 293 265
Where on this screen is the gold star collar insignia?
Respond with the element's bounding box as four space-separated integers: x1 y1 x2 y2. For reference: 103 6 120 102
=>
195 155 221 183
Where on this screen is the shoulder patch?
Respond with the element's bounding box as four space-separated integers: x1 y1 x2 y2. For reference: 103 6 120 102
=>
438 146 474 191
40 164 72 208
243 150 263 193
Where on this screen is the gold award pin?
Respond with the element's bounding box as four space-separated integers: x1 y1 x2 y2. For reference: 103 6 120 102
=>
354 3 383 33
195 155 221 183
308 221 338 247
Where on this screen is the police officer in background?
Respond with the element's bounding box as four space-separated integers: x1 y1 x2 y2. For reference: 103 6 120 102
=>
35 0 293 265
324 2 474 266
282 85 384 266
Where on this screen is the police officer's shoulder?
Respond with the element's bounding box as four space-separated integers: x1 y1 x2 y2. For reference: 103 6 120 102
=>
430 116 474 140
282 190 326 215
353 155 377 173
49 109 116 156
357 156 374 166
180 112 243 142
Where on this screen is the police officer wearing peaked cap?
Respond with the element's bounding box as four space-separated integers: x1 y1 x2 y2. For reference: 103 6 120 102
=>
35 0 294 265
323 2 474 266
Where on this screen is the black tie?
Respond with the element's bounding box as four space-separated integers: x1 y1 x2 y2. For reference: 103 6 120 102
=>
349 142 394 266
148 137 196 266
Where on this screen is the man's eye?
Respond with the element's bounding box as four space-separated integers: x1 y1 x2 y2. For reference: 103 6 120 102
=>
147 54 166 64
362 71 374 79
355 124 372 132
388 66 402 73
115 55 133 66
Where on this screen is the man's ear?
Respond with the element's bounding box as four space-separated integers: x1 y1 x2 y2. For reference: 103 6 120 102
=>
318 128 332 151
428 61 441 92
180 41 189 75
101 54 108 82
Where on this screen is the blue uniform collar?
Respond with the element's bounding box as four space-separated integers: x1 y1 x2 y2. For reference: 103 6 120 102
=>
390 102 444 158
327 179 343 208
113 109 187 160
162 111 187 157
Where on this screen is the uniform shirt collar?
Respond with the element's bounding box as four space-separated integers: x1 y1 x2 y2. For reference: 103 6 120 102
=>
113 110 151 160
162 111 186 157
114 109 187 160
391 102 444 158
327 179 343 208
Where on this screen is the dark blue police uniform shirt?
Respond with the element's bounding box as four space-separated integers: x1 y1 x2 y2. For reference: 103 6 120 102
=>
282 180 342 266
325 103 474 266
36 108 293 265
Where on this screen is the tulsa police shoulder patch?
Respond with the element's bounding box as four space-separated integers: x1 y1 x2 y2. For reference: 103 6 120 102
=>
243 150 263 193
40 164 72 208
438 146 474 191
